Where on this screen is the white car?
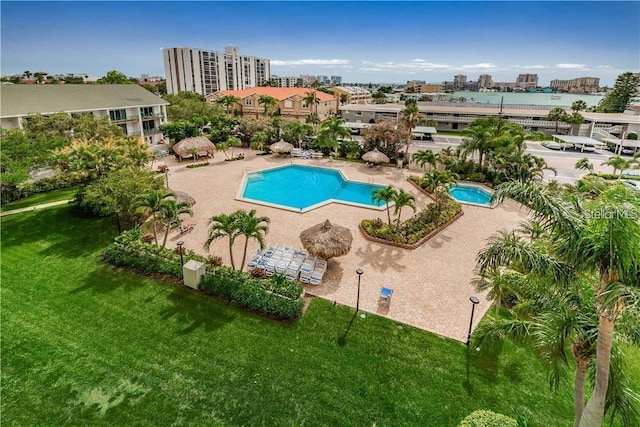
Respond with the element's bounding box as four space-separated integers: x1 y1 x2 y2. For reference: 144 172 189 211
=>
542 142 562 150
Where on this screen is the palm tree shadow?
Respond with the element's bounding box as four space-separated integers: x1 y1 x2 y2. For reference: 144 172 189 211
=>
158 288 235 335
355 242 406 272
337 311 358 347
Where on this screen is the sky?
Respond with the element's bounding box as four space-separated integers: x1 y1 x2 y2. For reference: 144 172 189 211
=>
1 1 639 86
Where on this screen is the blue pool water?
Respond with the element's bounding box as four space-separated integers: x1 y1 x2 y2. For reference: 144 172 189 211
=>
449 184 494 207
241 165 386 211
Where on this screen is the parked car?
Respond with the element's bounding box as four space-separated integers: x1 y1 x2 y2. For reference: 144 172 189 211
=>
542 141 562 150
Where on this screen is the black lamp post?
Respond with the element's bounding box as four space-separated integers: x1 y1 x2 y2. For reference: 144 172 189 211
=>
467 296 480 346
114 210 121 234
355 268 363 312
177 241 184 266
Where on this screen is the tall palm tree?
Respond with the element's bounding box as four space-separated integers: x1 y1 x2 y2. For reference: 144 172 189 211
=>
319 116 351 155
205 212 242 270
304 91 321 127
477 181 640 427
401 104 422 157
547 107 568 134
412 149 437 171
257 95 278 117
236 210 270 272
391 189 416 228
371 186 398 225
575 157 594 174
134 190 176 246
216 95 241 115
472 269 523 318
421 169 459 193
285 120 313 148
159 199 193 248
601 156 632 177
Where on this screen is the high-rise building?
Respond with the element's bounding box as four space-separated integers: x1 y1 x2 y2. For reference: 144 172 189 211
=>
330 75 342 86
549 79 571 92
516 73 539 89
569 77 600 94
316 75 329 85
453 74 467 90
163 46 270 96
270 75 302 88
478 74 493 89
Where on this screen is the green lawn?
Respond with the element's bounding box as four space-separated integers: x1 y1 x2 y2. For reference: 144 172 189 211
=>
4 206 634 426
0 186 79 212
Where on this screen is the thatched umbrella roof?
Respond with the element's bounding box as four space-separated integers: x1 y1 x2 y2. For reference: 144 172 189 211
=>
270 139 294 155
362 148 390 164
173 190 196 206
172 136 216 159
299 219 353 260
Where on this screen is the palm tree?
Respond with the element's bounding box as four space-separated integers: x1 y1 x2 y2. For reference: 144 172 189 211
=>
371 186 398 225
205 212 242 270
421 169 459 193
391 189 416 228
460 117 524 169
477 181 640 427
572 100 588 113
401 104 422 157
236 210 270 272
601 156 632 177
472 269 523 318
303 91 321 127
547 107 568 134
319 116 351 156
575 157 594 174
159 199 193 247
134 190 176 246
565 112 584 135
217 95 241 115
257 95 278 117
412 149 437 171
339 93 349 106
284 120 313 148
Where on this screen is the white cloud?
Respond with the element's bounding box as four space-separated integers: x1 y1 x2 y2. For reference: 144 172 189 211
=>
461 63 497 70
519 64 547 69
555 63 587 69
596 64 614 70
271 59 350 66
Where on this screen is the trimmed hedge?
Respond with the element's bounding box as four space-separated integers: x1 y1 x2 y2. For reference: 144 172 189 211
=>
102 229 304 319
458 410 518 427
1 173 84 204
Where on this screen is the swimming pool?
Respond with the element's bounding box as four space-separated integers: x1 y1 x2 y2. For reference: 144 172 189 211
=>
449 184 494 207
238 164 387 212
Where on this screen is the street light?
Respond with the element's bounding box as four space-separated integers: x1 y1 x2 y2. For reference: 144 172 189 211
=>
467 296 480 346
355 268 364 312
177 240 184 266
114 210 121 234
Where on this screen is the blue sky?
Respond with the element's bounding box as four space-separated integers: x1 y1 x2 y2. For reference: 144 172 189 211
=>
2 1 639 86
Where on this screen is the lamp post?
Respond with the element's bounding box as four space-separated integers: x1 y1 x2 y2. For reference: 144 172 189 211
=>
177 240 184 266
355 268 363 312
467 296 480 346
164 169 169 189
114 210 121 234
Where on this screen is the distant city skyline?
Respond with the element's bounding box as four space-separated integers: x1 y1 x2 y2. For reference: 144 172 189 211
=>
2 1 639 87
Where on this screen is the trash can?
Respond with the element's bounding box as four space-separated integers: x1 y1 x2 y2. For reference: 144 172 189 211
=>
183 260 205 289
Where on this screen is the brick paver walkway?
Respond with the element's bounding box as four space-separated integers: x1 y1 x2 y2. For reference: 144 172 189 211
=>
160 148 529 342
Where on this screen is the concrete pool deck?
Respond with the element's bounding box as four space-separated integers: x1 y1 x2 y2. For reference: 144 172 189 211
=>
162 148 529 342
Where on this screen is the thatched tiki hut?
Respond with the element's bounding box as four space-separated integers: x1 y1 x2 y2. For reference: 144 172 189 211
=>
362 148 390 165
299 219 353 260
270 139 294 156
172 136 216 162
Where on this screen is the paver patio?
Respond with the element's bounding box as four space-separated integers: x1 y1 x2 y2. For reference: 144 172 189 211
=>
161 148 529 342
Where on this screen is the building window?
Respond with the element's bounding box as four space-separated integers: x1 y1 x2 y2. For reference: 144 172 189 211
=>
245 98 253 106
109 109 127 121
284 100 292 108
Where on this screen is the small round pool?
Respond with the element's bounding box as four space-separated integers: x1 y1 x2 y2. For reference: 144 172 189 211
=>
449 184 494 207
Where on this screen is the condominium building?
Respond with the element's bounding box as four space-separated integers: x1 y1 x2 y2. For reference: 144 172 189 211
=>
478 74 493 89
330 76 342 86
0 85 169 144
516 74 539 89
404 82 444 94
206 87 338 121
331 86 373 104
163 46 270 96
453 74 467 90
550 79 571 92
270 75 302 88
569 77 600 94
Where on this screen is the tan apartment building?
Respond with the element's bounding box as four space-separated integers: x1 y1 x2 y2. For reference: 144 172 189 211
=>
206 87 338 121
569 77 600 94
331 86 372 104
405 82 444 94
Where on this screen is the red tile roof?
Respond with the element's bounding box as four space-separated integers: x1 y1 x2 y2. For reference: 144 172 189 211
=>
215 87 336 102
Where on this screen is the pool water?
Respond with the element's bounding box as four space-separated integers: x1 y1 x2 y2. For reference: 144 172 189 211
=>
449 184 494 207
240 165 386 211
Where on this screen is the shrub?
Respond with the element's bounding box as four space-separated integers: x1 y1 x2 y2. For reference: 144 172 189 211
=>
141 234 155 244
249 267 267 278
458 409 518 427
186 162 210 169
102 229 304 319
207 255 223 267
463 172 487 183
1 172 83 204
627 132 638 140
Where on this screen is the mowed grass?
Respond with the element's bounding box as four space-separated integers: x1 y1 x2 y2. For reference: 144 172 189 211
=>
0 186 79 212
1 206 586 426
